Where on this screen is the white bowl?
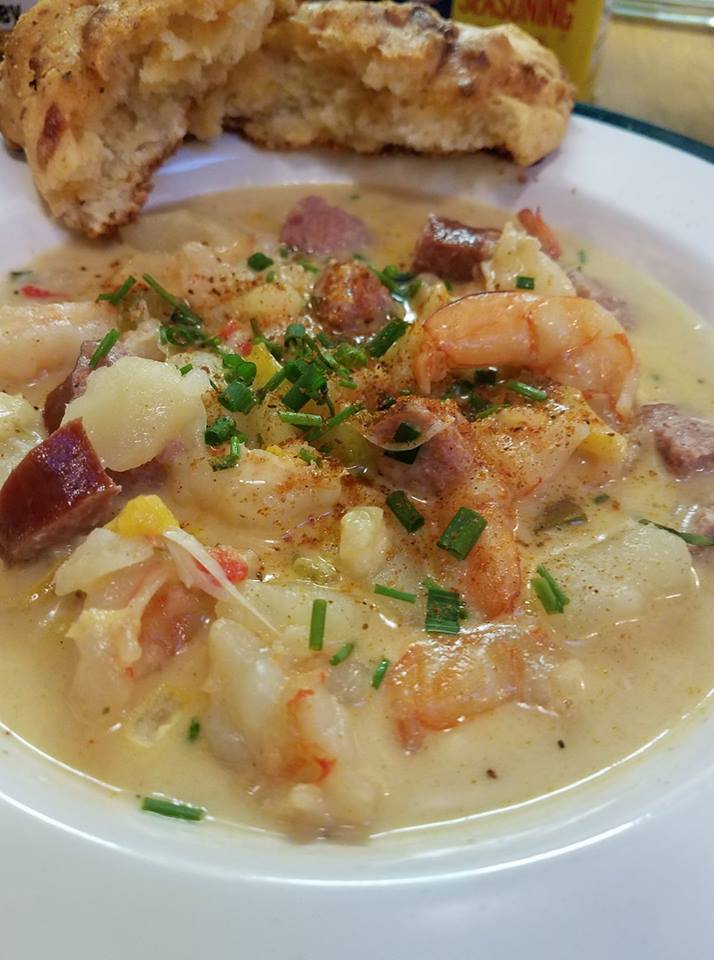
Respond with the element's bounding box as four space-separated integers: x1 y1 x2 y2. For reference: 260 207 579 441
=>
2 114 713 959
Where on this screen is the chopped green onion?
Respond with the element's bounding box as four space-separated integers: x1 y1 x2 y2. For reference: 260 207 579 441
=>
297 258 320 274
218 380 258 414
88 329 119 369
384 447 421 464
437 507 487 560
142 273 202 326
532 565 570 614
505 380 547 402
338 377 358 390
247 252 274 272
210 435 242 471
279 244 292 259
309 598 328 651
374 583 417 604
515 275 535 290
97 275 136 305
205 416 236 447
593 493 610 504
393 422 421 444
298 447 322 466
317 331 334 348
367 318 408 358
330 643 355 666
474 367 498 385
256 367 287 401
279 411 324 428
266 271 276 283
141 796 205 821
282 362 327 411
222 353 257 385
187 718 201 741
473 402 505 420
333 343 368 370
371 658 390 690
377 395 397 411
284 322 307 348
159 323 217 349
323 402 364 432
639 518 714 547
425 582 462 635
179 363 193 376
385 490 425 533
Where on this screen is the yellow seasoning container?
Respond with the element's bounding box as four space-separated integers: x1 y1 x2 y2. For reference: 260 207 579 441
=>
452 0 607 97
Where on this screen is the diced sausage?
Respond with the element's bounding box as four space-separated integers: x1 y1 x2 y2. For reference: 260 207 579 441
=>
516 208 562 260
0 419 120 563
369 397 472 498
411 214 499 282
280 196 371 257
640 403 714 475
569 271 634 330
312 261 393 337
43 339 120 432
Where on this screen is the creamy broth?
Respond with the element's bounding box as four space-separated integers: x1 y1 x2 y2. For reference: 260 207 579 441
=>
1 184 713 837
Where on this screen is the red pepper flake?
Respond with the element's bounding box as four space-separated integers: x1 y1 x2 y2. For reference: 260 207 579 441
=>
217 319 241 342
238 340 252 357
207 545 248 584
20 284 66 299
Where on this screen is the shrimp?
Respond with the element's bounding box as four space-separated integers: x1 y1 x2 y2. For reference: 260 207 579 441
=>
0 301 113 394
415 292 638 423
387 621 566 749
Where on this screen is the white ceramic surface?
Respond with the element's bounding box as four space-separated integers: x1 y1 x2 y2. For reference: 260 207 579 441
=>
2 116 714 959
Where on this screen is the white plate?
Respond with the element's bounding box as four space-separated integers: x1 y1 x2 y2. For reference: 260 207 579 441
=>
2 115 714 959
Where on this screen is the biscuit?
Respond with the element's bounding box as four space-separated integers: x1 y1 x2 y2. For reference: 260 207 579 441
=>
224 1 574 167
0 0 274 236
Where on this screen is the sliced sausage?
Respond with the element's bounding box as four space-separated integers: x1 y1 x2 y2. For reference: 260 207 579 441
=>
43 339 121 432
280 196 371 257
640 403 714 475
411 214 499 282
0 419 120 563
312 261 393 337
569 271 634 331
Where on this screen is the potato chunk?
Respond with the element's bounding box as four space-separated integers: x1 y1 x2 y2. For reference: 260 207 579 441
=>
64 357 208 471
544 524 695 639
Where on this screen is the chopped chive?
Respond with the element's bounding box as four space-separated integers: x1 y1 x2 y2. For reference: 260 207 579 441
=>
504 380 547 402
205 415 236 447
473 402 505 420
256 367 287 401
266 271 276 283
9 269 30 279
297 258 320 274
309 598 328 651
377 395 397 411
247 252 274 271
437 507 487 560
330 642 354 666
218 380 257 413
323 402 364 431
393 422 421 443
97 275 136 305
187 718 201 741
141 796 205 821
284 322 307 348
532 565 570 614
367 318 408 358
222 353 257 385
298 447 322 466
384 447 421 464
474 367 498 385
142 273 202 326
639 518 714 547
179 363 193 376
385 490 425 533
317 331 334 348
279 411 324 428
515 275 535 290
88 329 119 369
536 497 587 531
210 435 242 471
425 582 462 635
333 343 368 370
279 244 292 259
593 493 610 504
371 658 390 690
577 249 588 267
374 583 417 603
338 377 358 390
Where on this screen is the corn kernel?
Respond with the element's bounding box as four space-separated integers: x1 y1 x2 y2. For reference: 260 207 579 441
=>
107 495 179 538
578 426 627 464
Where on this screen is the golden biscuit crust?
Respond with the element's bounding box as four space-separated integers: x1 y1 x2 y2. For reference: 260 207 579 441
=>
224 1 574 166
0 0 274 236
